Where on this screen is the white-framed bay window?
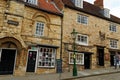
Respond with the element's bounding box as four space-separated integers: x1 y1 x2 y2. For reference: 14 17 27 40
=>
76 34 88 45
35 22 45 36
69 52 84 65
110 39 118 49
77 14 88 24
38 47 56 68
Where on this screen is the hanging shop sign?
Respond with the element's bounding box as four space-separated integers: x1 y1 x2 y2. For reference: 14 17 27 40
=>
105 53 109 61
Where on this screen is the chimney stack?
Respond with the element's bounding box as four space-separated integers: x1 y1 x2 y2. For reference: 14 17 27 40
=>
94 0 103 8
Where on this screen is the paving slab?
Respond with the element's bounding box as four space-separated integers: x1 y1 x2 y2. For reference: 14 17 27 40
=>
0 67 120 80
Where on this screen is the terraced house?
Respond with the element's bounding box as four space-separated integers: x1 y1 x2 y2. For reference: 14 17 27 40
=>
59 0 120 72
0 0 120 76
0 0 62 75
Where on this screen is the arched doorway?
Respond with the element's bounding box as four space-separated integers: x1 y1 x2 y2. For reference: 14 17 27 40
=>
0 37 23 75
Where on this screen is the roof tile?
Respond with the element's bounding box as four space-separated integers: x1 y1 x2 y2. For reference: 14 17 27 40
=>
19 0 62 15
37 0 60 14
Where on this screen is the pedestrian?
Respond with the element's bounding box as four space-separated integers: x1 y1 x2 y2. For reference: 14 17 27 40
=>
119 54 120 68
114 53 119 69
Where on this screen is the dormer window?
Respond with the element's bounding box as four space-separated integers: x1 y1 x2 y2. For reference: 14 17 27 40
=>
25 0 38 5
71 0 83 8
100 8 110 18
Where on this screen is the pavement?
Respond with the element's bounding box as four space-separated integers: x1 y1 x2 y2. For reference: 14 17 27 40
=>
0 67 120 80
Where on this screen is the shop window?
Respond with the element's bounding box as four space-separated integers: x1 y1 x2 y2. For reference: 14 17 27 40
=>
69 52 84 65
38 47 56 68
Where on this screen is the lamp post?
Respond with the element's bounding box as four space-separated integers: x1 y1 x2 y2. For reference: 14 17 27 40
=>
71 28 78 76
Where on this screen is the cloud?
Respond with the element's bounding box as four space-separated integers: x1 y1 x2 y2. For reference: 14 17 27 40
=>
104 0 120 17
110 7 120 18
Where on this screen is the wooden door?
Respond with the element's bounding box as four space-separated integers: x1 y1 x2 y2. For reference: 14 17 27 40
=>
26 50 37 72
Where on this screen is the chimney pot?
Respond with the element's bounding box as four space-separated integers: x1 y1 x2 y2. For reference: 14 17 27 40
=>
94 0 103 8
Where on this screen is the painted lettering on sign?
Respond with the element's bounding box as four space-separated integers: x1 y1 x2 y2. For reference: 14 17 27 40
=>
76 46 89 51
7 20 19 26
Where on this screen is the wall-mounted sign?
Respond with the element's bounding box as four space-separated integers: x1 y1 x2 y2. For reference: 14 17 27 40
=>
7 20 19 26
56 59 62 73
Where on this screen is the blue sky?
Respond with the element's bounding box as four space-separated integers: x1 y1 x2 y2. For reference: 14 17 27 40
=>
84 0 120 18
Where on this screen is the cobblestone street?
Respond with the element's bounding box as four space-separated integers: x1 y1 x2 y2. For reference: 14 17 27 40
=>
73 72 120 80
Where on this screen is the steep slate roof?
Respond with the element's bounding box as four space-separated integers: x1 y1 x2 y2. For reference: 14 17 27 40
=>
18 0 62 16
62 0 120 24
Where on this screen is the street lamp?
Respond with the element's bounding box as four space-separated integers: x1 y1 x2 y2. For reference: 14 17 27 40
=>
71 28 78 76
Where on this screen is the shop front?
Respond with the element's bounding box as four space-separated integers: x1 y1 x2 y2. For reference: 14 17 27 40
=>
26 44 59 74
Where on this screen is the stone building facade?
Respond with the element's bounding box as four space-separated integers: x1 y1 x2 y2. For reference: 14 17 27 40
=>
0 0 62 75
0 0 120 76
60 0 120 72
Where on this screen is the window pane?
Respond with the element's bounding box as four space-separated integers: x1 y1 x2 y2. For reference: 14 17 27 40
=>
77 14 88 24
35 22 45 36
109 24 116 32
110 39 118 49
76 34 88 45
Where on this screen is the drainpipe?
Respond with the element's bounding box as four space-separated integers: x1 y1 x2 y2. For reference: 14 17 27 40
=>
2 0 10 30
60 15 63 73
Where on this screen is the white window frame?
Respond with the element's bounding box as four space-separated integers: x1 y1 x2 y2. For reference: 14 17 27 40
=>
77 14 88 25
38 47 56 68
69 52 84 65
76 34 88 45
35 22 45 36
110 39 118 49
26 0 38 5
109 24 117 32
